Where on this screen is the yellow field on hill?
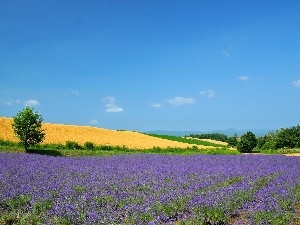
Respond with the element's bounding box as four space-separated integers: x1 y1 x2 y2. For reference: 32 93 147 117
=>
185 137 228 146
0 117 211 149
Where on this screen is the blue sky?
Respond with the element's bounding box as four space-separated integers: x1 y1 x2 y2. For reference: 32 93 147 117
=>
1 0 299 132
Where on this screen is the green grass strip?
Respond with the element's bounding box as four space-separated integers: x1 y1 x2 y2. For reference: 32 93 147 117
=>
0 145 239 157
145 134 228 148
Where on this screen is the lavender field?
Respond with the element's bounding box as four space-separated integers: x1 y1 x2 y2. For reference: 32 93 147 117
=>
0 153 300 224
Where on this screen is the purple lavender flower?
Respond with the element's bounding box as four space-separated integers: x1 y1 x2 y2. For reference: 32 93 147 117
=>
0 153 299 224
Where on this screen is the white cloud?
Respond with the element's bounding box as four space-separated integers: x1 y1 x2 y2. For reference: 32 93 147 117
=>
90 119 98 125
102 96 123 113
2 99 21 105
238 76 249 81
24 100 40 107
168 97 194 106
200 90 215 98
105 105 124 113
149 103 161 108
292 80 300 87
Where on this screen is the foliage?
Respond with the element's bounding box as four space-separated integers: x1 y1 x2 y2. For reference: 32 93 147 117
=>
188 133 229 142
275 125 300 149
227 136 238 147
257 135 267 149
0 140 239 156
12 107 45 151
255 125 300 151
147 134 228 148
237 131 257 153
256 131 277 151
83 141 94 150
0 194 52 225
0 139 20 147
65 141 82 150
97 145 114 151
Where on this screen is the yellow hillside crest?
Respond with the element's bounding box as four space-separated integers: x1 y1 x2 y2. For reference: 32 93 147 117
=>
0 117 210 149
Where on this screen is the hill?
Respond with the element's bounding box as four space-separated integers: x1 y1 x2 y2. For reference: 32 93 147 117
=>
0 117 212 150
145 128 273 137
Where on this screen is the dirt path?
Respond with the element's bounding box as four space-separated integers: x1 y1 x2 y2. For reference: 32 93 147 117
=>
285 153 300 157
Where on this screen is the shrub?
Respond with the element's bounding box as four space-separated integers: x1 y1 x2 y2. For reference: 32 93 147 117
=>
51 144 65 150
192 145 198 150
65 141 81 150
152 146 162 151
0 139 18 147
98 145 113 151
84 141 94 150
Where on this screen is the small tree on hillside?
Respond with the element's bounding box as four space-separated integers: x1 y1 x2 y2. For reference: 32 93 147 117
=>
237 131 257 153
227 136 238 147
12 107 45 151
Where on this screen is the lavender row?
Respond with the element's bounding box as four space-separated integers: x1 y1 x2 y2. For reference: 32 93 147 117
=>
0 153 299 224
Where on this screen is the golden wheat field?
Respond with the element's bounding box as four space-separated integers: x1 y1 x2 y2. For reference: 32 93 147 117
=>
185 137 228 146
0 117 211 149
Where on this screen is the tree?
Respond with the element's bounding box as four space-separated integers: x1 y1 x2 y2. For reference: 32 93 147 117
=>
256 132 276 150
275 125 300 149
12 107 45 151
237 131 257 153
227 136 238 147
256 135 267 149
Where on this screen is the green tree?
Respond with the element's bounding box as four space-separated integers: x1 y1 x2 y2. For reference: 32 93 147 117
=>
12 107 45 151
237 131 257 153
227 136 238 147
227 133 238 147
275 125 300 149
257 135 267 149
256 131 277 150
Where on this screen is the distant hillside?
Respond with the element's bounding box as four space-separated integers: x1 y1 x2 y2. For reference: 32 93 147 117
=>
145 128 274 137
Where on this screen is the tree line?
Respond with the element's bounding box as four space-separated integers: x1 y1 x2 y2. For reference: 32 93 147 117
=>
188 125 300 153
256 125 300 150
